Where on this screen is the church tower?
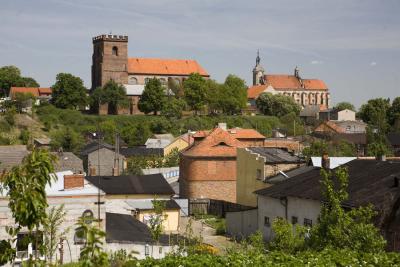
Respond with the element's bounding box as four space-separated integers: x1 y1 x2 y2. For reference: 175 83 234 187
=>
91 34 129 90
252 50 265 86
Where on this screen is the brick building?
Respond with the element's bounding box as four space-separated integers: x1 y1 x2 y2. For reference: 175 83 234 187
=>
247 51 330 111
91 34 209 114
179 126 265 203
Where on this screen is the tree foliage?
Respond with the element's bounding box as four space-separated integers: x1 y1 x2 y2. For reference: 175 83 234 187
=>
161 97 186 119
0 65 39 96
138 78 166 115
148 198 167 244
269 218 306 253
51 73 89 109
334 101 355 112
358 98 390 133
91 80 129 115
50 127 84 153
256 92 301 117
184 73 208 114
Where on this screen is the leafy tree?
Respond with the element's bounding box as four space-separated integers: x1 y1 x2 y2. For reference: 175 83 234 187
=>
120 123 151 146
184 73 208 114
334 101 355 112
14 92 35 113
0 66 39 96
309 167 386 252
21 77 40 88
148 198 167 256
161 97 186 119
91 80 129 115
1 149 57 263
269 218 306 253
358 98 390 134
43 204 68 264
50 127 84 153
302 140 329 158
256 93 301 117
217 75 247 115
138 78 166 115
164 147 180 167
51 73 89 109
279 112 305 136
77 217 109 267
366 126 392 157
388 97 400 128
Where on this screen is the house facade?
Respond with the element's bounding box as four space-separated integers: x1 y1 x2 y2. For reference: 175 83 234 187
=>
91 34 209 115
319 108 356 121
236 147 305 207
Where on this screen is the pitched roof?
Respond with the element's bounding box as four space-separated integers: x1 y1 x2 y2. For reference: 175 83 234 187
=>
80 142 114 156
263 75 328 91
127 58 209 76
120 147 164 157
0 145 29 172
247 147 304 164
247 85 268 99
255 159 400 211
85 174 175 195
314 121 346 134
182 127 245 158
266 166 315 184
53 152 84 174
227 128 266 139
106 212 173 245
9 87 52 98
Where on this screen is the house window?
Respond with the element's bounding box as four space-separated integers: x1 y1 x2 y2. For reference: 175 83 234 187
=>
304 218 313 227
74 227 86 244
16 232 43 259
264 216 270 227
82 209 94 225
145 244 150 256
291 216 298 224
112 46 118 56
256 169 262 180
128 76 138 85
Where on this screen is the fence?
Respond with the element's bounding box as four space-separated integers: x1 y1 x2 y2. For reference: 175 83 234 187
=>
188 198 254 218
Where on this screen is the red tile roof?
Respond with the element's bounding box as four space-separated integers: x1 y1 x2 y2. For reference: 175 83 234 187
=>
227 128 266 139
302 79 328 90
264 75 328 91
9 87 52 98
182 128 245 158
314 121 346 134
247 85 268 99
127 58 209 76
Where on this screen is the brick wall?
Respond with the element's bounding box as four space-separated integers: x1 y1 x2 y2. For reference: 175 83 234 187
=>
64 174 84 189
180 178 236 203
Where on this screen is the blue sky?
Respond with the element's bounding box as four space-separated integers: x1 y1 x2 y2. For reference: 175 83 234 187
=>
1 0 399 107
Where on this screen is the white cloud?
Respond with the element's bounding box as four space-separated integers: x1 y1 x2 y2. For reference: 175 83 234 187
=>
311 60 323 65
370 61 377 66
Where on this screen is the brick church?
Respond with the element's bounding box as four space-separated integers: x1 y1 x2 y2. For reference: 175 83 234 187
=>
247 51 330 110
91 34 209 114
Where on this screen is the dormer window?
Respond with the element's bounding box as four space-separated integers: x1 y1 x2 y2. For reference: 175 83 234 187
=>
112 46 118 56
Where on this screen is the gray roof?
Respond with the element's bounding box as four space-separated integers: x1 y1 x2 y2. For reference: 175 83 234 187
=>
0 145 29 172
266 166 315 184
53 152 84 174
80 142 114 156
247 147 304 164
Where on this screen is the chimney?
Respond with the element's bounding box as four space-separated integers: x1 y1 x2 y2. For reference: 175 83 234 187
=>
321 153 330 170
218 122 227 131
64 174 84 189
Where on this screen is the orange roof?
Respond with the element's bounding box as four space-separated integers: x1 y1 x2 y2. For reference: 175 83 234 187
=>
127 58 209 76
302 79 328 90
314 121 345 134
182 128 245 157
227 128 266 139
193 130 210 138
9 87 52 98
247 85 268 99
263 75 328 91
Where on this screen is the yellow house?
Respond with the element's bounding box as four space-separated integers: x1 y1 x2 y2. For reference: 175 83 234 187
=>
164 136 191 156
86 174 180 232
236 147 305 207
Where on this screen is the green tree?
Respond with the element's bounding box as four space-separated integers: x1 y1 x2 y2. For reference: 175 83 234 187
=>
269 217 306 253
164 147 180 167
256 93 301 117
77 217 109 267
389 97 400 128
43 204 68 264
184 73 208 114
14 92 35 113
310 167 386 252
168 78 184 98
302 140 329 158
218 75 247 115
91 80 129 115
138 78 166 115
148 198 167 256
51 73 89 109
21 77 40 88
161 97 186 118
50 127 84 153
1 149 57 263
358 98 390 133
334 101 356 112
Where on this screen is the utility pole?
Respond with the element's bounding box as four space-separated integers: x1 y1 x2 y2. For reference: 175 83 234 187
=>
293 120 296 136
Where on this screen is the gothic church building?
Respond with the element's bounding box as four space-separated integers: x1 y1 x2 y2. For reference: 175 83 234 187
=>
91 34 209 114
247 51 330 111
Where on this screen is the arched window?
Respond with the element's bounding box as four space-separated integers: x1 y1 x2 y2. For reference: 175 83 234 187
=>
128 76 138 85
112 46 118 56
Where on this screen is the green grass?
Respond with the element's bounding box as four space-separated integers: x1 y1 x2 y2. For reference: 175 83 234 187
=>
194 214 226 235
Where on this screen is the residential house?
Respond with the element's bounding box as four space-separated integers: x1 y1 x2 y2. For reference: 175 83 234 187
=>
314 120 367 134
0 171 106 264
299 104 326 125
319 108 356 121
236 147 305 207
388 133 400 156
253 159 400 251
180 127 246 202
9 87 52 104
85 174 180 232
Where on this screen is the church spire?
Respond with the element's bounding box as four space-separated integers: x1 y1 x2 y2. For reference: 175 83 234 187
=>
253 49 265 86
256 49 261 66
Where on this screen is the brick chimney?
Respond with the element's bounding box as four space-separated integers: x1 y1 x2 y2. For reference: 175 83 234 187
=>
64 174 84 189
321 153 330 170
